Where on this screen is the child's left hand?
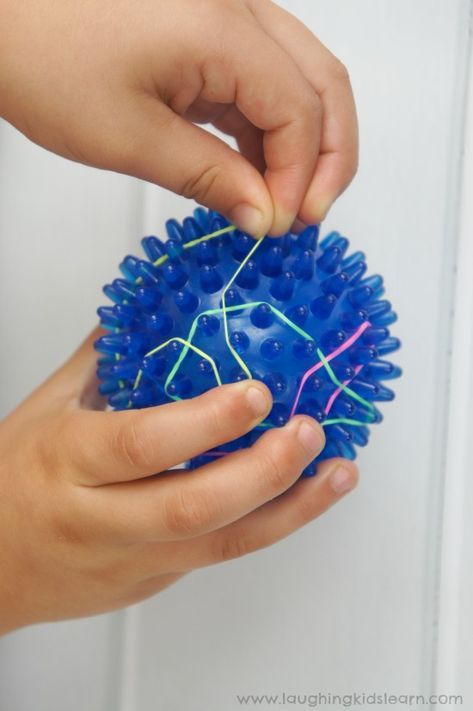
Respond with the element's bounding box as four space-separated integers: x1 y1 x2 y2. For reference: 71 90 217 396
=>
0 329 357 634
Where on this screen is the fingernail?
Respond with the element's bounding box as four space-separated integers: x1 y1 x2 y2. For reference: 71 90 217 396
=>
330 466 357 495
230 203 266 237
295 420 324 456
246 385 270 418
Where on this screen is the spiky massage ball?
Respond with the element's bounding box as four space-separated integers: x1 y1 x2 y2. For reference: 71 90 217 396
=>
95 207 401 475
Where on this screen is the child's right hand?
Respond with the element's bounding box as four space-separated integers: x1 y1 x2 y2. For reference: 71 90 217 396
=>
0 329 358 635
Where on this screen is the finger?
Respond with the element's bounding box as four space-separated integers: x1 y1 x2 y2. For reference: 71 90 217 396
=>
109 96 274 238
180 97 266 174
212 106 266 175
184 100 266 174
248 0 358 223
86 416 325 543
65 380 272 484
227 25 322 235
127 24 320 236
135 458 358 574
203 458 359 565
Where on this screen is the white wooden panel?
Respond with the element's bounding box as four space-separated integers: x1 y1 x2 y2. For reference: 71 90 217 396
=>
0 0 471 709
0 123 143 416
0 122 143 710
118 2 472 710
435 41 473 704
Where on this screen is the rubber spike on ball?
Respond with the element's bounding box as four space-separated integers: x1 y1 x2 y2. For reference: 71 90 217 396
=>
95 208 402 476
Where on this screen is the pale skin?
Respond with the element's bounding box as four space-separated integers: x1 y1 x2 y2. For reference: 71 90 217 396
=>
0 0 359 635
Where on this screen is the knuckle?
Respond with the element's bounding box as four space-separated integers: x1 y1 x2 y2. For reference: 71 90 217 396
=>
298 90 322 122
34 424 57 474
202 397 230 438
50 511 88 548
331 59 351 84
202 387 251 436
162 488 215 537
255 437 296 493
34 415 73 480
309 91 323 116
294 491 319 525
181 164 222 205
114 417 152 471
215 531 256 562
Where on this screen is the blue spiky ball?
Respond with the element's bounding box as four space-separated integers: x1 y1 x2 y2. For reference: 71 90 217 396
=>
95 207 401 475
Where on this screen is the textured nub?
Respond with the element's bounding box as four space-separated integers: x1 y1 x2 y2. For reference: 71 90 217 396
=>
95 208 401 476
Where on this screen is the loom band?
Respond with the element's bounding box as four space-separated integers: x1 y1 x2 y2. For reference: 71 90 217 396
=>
207 300 314 342
165 294 314 396
220 236 265 380
324 363 365 417
113 297 314 397
128 336 221 408
126 229 258 389
164 339 222 397
316 348 376 418
290 320 373 417
119 225 374 426
132 369 143 391
255 421 273 430
131 226 238 286
322 417 376 427
125 228 311 397
256 418 373 429
123 295 330 413
181 225 237 251
130 367 175 405
159 304 235 394
152 225 237 269
227 299 315 342
163 298 295 380
144 303 247 399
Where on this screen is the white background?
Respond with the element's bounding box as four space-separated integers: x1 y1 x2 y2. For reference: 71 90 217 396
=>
1 1 472 709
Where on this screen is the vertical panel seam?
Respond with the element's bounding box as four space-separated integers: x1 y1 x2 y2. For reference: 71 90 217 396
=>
428 0 473 705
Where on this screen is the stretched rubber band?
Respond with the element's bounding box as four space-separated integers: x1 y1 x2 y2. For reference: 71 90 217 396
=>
220 237 264 379
324 363 364 416
123 225 377 428
290 320 372 417
316 347 376 419
131 336 222 396
134 225 237 285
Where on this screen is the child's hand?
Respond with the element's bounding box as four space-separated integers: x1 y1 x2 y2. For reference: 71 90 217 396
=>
0 0 357 236
0 329 358 634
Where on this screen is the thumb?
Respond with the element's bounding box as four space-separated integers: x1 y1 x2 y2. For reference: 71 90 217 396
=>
115 100 274 237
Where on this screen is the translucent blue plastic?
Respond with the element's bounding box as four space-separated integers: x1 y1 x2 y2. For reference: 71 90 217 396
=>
95 208 402 475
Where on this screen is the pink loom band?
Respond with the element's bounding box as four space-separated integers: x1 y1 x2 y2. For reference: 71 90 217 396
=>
290 320 372 418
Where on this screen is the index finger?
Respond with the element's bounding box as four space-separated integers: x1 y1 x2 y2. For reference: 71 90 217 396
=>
229 22 323 235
